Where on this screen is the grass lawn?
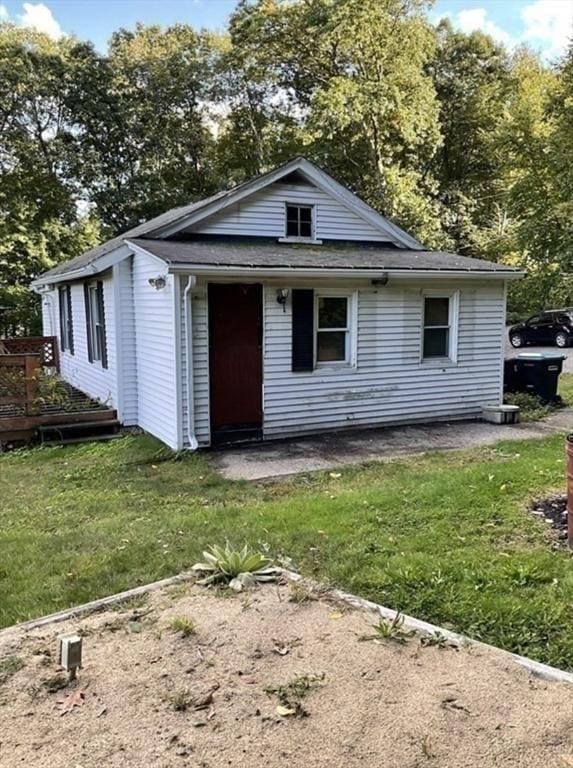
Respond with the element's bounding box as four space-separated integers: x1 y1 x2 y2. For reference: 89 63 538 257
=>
1 377 573 669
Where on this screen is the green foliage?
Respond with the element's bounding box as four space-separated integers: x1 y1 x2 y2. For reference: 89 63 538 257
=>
359 613 415 643
265 673 324 715
170 617 196 637
192 543 279 591
1 7 573 324
503 392 553 422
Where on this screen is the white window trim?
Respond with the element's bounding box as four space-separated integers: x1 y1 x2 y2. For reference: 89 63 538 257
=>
279 202 323 244
314 290 358 369
420 289 459 365
87 282 104 366
59 286 72 353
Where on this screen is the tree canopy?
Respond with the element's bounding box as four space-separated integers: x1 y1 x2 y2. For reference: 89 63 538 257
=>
1 0 572 333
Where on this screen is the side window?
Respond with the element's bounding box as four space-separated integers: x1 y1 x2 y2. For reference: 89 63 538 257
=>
528 315 542 325
58 285 74 354
84 281 108 368
422 294 459 362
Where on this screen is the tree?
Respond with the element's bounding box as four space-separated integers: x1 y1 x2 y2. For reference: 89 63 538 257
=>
66 24 220 234
223 0 448 247
430 21 512 256
0 24 99 334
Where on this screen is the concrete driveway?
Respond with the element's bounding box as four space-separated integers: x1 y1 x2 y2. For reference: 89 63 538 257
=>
211 407 573 481
504 334 573 373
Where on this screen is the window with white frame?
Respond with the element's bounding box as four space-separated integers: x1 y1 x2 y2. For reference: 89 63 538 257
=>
84 281 107 367
58 285 73 353
422 293 459 361
316 295 350 364
285 204 314 239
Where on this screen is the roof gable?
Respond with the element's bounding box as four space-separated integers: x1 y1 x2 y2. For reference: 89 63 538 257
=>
151 157 423 249
32 156 426 286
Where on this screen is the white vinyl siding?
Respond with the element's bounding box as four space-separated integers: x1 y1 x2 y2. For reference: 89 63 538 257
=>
53 274 117 407
132 251 179 449
188 182 394 243
261 280 504 439
186 278 505 446
114 258 138 424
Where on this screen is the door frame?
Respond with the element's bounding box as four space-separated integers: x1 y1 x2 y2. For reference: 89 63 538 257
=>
207 281 264 446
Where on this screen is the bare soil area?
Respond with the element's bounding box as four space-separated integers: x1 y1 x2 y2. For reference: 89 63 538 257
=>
1 581 573 768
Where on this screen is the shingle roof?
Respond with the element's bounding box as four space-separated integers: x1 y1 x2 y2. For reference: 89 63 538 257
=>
37 188 235 281
128 238 520 273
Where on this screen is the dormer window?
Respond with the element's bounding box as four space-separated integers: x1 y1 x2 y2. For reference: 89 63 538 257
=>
285 204 314 239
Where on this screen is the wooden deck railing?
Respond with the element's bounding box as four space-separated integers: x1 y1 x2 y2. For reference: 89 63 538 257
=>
0 354 41 416
1 336 59 370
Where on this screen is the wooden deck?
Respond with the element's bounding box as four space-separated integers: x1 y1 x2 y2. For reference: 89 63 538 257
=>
0 337 118 448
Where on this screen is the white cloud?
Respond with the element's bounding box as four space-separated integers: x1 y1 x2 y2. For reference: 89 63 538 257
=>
453 7 513 46
0 5 8 19
521 0 573 59
19 3 62 39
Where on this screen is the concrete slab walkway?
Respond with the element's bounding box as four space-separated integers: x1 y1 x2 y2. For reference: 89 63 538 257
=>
210 408 573 481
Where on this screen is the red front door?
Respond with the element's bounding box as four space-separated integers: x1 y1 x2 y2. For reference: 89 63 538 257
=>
208 283 263 444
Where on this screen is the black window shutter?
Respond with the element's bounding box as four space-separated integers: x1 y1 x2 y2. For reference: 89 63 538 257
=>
58 287 66 351
292 289 314 372
84 283 93 363
67 286 74 355
96 281 108 369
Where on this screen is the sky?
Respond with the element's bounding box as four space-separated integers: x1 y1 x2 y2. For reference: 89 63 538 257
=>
0 0 571 60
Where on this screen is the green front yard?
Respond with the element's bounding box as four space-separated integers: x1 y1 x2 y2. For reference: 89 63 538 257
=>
2 417 573 669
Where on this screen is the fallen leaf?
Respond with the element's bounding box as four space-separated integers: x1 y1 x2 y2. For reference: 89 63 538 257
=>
329 472 341 479
273 644 289 656
58 688 86 715
96 706 107 718
127 621 142 634
276 705 296 717
330 611 343 620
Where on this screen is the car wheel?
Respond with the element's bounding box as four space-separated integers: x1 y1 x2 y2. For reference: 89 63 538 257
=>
555 332 569 348
510 334 523 348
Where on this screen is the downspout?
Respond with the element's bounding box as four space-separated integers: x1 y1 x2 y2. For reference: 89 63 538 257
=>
184 275 198 450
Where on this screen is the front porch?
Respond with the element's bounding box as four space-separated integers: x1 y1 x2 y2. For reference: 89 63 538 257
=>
0 336 119 449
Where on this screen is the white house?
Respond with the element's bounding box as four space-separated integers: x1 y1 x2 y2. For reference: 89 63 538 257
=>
32 157 522 450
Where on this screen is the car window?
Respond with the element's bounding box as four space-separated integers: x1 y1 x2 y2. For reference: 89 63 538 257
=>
556 314 571 324
528 315 542 324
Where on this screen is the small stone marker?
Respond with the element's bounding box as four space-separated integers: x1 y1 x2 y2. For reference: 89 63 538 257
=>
58 634 82 681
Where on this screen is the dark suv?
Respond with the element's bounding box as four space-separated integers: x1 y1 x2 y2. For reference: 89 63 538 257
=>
509 309 573 348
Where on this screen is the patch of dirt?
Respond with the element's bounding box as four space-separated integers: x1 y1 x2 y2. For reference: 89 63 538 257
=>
1 582 573 767
530 495 569 543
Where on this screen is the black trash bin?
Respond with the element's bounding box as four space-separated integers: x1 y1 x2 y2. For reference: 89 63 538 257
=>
504 353 566 403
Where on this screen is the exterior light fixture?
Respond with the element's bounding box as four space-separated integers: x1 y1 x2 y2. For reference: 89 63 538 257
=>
276 288 289 312
148 275 167 290
371 273 389 286
58 634 83 681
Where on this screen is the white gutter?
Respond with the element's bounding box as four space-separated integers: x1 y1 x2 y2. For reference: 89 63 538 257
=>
165 264 525 281
183 275 198 451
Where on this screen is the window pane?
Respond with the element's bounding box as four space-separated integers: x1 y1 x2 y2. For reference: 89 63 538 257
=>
318 297 347 328
424 297 449 326
317 331 346 361
300 220 312 237
423 328 449 358
286 219 299 237
299 207 312 223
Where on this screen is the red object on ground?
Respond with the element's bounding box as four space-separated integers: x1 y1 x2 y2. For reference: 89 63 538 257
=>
567 435 573 549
